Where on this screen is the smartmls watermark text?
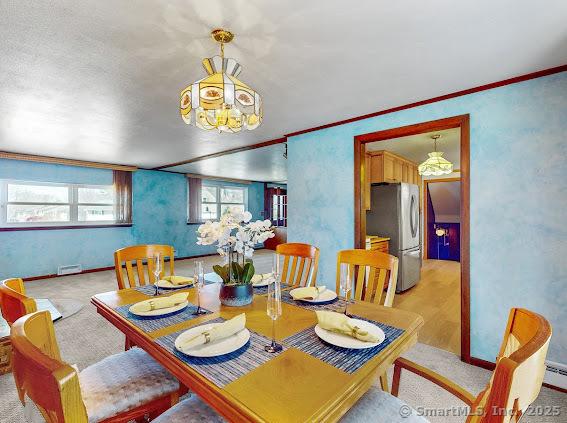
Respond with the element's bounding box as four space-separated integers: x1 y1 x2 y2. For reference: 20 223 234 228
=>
398 404 562 418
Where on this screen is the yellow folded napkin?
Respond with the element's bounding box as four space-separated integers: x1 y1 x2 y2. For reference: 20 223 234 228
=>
129 293 188 313
251 273 274 285
162 275 194 286
179 313 246 351
290 286 327 300
315 310 379 343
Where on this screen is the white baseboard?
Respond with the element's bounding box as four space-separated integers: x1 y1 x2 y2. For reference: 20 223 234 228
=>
545 360 567 390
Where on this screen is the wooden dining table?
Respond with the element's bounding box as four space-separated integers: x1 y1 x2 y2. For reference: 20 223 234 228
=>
91 283 423 423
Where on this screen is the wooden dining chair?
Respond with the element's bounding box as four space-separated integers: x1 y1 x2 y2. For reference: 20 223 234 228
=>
114 244 175 290
335 250 399 392
276 243 320 287
0 278 37 374
0 278 37 327
11 310 184 423
341 308 552 423
335 249 398 307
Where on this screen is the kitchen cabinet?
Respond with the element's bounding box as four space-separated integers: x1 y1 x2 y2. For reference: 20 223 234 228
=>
365 236 390 290
368 150 419 184
365 150 421 209
366 236 389 253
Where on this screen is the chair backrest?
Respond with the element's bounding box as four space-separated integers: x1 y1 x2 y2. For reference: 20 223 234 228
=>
468 308 552 423
114 244 175 289
335 250 398 307
11 310 87 423
0 278 37 326
276 243 320 287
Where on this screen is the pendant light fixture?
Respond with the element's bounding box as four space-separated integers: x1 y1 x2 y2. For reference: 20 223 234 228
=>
180 29 263 133
418 134 454 176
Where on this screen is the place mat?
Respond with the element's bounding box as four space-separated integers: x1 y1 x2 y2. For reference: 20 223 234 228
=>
156 318 286 388
284 316 404 374
252 282 292 296
280 290 353 312
133 280 216 296
114 302 212 333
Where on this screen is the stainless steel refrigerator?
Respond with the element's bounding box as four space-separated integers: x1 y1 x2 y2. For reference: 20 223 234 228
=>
366 183 421 292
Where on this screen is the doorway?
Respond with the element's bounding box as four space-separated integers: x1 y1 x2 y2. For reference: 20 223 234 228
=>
424 178 461 261
354 115 470 362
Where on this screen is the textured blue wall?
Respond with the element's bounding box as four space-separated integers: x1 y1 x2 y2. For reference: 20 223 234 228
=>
287 72 567 363
0 162 265 279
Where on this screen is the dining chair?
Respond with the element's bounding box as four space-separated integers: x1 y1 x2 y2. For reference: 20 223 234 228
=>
276 243 320 287
341 308 552 423
0 278 37 326
335 249 398 307
153 395 225 423
335 249 399 392
0 278 37 375
114 244 175 290
11 310 185 423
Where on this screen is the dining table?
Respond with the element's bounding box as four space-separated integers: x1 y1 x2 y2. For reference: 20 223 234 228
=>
91 282 423 422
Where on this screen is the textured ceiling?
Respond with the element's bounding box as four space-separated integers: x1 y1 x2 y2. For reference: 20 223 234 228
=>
167 143 287 182
0 0 566 169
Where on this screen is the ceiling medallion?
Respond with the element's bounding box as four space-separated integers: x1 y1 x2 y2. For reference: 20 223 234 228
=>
180 29 263 133
418 134 454 176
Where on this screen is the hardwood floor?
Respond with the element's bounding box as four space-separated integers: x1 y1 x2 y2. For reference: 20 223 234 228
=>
394 259 461 355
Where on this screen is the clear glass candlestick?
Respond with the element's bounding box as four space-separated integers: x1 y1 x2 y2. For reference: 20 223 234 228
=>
265 276 282 353
153 253 162 296
340 263 351 316
192 261 207 315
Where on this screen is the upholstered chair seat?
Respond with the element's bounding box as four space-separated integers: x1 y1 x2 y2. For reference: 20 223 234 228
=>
153 395 225 423
341 387 428 423
78 347 179 422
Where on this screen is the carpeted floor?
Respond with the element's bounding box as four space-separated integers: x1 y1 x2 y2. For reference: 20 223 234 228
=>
1 250 565 422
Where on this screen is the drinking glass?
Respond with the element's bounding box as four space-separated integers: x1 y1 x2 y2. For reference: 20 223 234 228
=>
152 253 162 296
340 263 351 315
271 253 281 284
265 278 283 353
192 261 207 315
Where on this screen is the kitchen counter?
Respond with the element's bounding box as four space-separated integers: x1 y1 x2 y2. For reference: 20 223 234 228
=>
366 236 390 254
366 235 390 243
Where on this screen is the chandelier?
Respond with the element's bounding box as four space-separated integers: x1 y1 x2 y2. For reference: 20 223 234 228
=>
180 29 263 133
418 134 454 176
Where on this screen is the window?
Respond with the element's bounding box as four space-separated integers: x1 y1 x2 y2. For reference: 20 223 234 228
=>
200 183 248 221
0 180 118 227
272 194 287 227
265 186 287 227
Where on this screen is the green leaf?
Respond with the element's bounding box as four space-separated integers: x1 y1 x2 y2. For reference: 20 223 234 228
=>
213 264 230 283
231 262 243 282
242 262 255 284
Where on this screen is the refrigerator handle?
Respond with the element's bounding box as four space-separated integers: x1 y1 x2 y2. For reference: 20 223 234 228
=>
410 194 418 238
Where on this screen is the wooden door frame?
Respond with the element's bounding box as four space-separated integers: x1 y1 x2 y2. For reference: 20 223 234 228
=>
354 114 471 363
423 177 462 260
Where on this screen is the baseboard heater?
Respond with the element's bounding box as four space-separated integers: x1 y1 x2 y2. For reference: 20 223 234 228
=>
57 264 82 276
545 360 567 390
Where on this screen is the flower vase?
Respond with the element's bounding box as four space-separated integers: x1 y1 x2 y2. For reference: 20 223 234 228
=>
218 245 254 307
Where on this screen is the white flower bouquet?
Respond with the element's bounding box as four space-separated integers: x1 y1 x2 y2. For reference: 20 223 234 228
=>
197 209 275 285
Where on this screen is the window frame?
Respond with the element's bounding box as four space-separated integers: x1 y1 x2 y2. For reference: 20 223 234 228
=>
0 179 120 229
199 183 248 222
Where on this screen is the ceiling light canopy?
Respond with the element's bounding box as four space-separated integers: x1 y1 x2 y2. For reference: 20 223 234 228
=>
180 29 263 134
418 134 454 176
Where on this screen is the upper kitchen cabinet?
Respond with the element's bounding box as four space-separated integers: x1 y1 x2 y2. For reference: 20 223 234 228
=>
368 150 420 183
364 150 422 209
